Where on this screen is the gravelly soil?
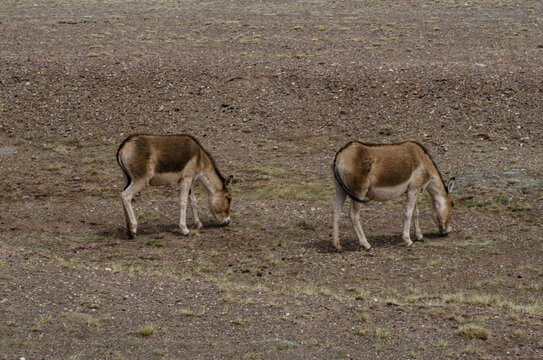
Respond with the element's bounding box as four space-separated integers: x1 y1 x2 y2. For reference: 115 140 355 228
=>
1 1 542 359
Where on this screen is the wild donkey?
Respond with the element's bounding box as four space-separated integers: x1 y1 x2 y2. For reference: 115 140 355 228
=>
332 141 454 251
116 134 232 239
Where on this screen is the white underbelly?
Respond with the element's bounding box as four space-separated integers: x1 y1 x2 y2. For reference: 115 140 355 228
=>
366 183 409 201
149 172 182 186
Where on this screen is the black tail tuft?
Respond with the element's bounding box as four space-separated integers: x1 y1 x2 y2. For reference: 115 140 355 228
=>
116 145 132 191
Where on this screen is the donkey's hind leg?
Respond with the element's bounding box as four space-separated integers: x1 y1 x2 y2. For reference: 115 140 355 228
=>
188 183 203 229
332 179 347 251
350 200 372 251
413 203 424 241
121 179 147 239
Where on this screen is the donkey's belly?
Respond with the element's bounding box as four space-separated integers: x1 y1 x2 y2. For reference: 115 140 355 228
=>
366 183 408 201
149 172 182 186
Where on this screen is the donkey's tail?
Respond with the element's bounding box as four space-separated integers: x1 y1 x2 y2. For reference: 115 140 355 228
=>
332 150 369 203
116 145 132 191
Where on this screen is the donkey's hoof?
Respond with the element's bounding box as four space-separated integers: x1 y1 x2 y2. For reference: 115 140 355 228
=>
128 230 136 239
406 242 415 249
403 239 414 247
181 228 190 236
195 221 203 230
333 245 342 253
364 246 375 256
415 236 424 242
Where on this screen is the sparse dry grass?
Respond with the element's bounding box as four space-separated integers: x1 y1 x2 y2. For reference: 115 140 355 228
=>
139 325 155 337
458 324 489 340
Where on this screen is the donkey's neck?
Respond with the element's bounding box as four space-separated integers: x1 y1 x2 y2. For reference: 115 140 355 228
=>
426 176 447 203
199 166 224 193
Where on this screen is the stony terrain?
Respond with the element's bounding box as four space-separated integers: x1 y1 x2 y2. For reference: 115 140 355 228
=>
1 1 542 359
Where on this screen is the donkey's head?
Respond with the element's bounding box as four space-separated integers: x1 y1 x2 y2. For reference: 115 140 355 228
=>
209 175 233 226
432 178 455 236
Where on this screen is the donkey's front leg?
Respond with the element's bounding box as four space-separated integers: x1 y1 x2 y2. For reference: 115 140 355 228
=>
189 184 203 229
178 177 193 236
402 191 418 247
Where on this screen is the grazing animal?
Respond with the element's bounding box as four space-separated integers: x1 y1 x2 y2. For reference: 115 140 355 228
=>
332 141 454 251
116 134 232 239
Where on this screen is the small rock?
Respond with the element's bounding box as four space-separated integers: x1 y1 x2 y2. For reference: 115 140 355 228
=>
73 177 81 181
453 103 459 109
0 147 16 155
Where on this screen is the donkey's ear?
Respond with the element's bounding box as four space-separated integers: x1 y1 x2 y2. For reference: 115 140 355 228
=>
447 177 455 193
225 175 233 189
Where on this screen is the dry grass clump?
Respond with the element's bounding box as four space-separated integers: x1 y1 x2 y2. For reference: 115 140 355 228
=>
458 324 489 340
139 325 155 336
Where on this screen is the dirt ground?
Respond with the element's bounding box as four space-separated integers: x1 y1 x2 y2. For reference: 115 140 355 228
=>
1 1 542 359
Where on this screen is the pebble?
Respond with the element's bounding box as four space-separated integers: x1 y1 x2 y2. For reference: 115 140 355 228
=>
0 147 16 155
73 177 81 181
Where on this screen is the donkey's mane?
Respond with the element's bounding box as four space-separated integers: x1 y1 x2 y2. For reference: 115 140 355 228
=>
183 134 227 184
410 141 449 194
336 140 449 195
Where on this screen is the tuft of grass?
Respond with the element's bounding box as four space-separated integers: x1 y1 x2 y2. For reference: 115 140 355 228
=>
462 345 485 355
152 349 165 357
442 293 465 303
469 277 506 289
458 324 489 340
374 327 389 339
354 327 367 336
276 342 296 351
139 325 155 337
177 308 195 317
144 238 167 248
